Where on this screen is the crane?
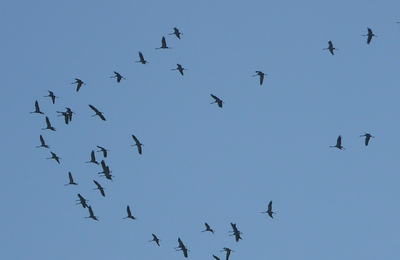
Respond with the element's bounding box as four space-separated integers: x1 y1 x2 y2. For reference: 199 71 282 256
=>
131 134 143 154
89 105 106 121
57 111 69 125
85 205 98 221
172 64 187 75
71 78 85 92
330 135 345 150
220 248 233 260
201 222 214 234
96 145 109 158
175 237 189 258
98 160 113 181
323 41 338 55
36 135 50 148
47 151 60 164
360 133 374 146
42 116 56 131
149 233 161 246
123 205 136 220
86 150 99 165
229 223 242 242
65 172 78 186
169 27 183 39
44 90 58 104
111 71 126 82
261 201 275 218
210 94 224 108
93 180 105 197
135 52 148 64
30 100 44 115
252 71 266 85
76 194 88 208
362 28 376 44
156 36 171 49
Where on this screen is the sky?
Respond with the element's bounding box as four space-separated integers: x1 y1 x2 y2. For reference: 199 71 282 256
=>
1 1 400 259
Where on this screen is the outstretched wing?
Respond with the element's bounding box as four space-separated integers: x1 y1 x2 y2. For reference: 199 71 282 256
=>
89 104 99 114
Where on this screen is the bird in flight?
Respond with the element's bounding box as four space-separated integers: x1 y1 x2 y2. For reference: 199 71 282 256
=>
362 28 376 44
71 78 86 92
252 71 266 85
93 180 105 197
175 237 189 258
201 222 215 234
111 71 126 82
44 90 58 104
169 27 183 39
172 64 187 75
149 233 161 246
123 205 136 220
96 145 109 158
65 172 78 186
98 160 113 181
330 135 345 150
261 201 276 218
76 194 88 208
156 36 171 49
36 135 50 148
89 105 106 121
47 151 61 164
210 94 224 108
323 41 338 55
135 52 148 64
360 133 374 146
42 116 56 131
86 150 99 165
85 205 98 221
229 223 242 242
220 247 233 260
30 100 44 115
131 134 143 154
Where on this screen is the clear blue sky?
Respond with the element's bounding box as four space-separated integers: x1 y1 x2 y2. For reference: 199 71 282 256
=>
1 1 400 259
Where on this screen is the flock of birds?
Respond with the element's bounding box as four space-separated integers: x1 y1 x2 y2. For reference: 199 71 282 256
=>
30 25 382 259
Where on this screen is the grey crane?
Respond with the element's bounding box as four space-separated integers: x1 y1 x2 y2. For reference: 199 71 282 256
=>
89 104 106 121
156 36 171 49
65 172 78 186
220 248 233 260
360 133 374 146
71 78 85 92
149 233 161 246
111 71 126 82
362 28 376 44
330 135 345 150
229 223 242 242
93 180 105 197
123 205 136 220
30 100 44 115
42 116 56 131
47 151 60 164
44 90 58 104
201 222 214 234
172 64 187 75
253 71 266 85
98 160 113 181
85 205 98 221
175 237 189 258
131 134 143 154
86 150 99 165
323 41 338 55
210 94 224 108
135 52 148 64
96 145 109 158
76 194 88 208
36 135 50 148
57 111 69 125
262 201 275 218
65 107 74 122
169 27 183 39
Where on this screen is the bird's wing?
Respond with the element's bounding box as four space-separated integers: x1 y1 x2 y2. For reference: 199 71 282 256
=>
88 206 94 215
337 136 342 146
99 114 106 121
35 100 40 111
268 201 272 211
40 135 45 145
89 105 99 113
91 150 96 161
93 180 101 188
161 37 167 47
127 205 132 216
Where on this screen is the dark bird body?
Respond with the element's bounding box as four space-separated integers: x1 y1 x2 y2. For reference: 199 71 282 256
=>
97 145 109 158
229 223 242 242
220 248 233 260
363 28 376 44
57 111 69 125
210 94 224 108
131 135 143 154
30 100 44 115
253 71 266 85
111 71 125 82
85 205 98 221
175 237 188 258
65 172 78 186
86 150 99 164
149 233 161 246
360 133 374 146
202 222 214 234
169 27 183 39
93 180 105 197
36 135 49 148
44 90 58 104
156 36 171 49
47 151 60 164
262 201 275 218
72 78 85 92
89 105 106 121
123 205 136 220
76 194 88 208
42 116 56 131
323 41 338 55
330 135 345 150
136 52 148 64
172 64 187 75
98 160 113 181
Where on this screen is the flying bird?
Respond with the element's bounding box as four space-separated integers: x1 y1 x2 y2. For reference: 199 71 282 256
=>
156 36 171 49
220 248 233 260
360 133 374 146
65 107 74 122
262 201 275 218
89 105 106 121
252 71 266 85
44 90 58 104
76 194 88 208
149 233 161 246
71 78 85 92
47 151 60 164
123 205 136 220
229 223 242 242
30 100 44 115
65 172 78 186
362 28 376 44
111 71 126 82
98 160 113 181
175 237 189 258
323 41 338 55
330 135 345 150
96 145 109 158
201 222 214 234
36 135 50 148
210 94 224 108
57 111 69 125
93 180 105 197
135 51 148 64
86 150 99 165
172 64 187 75
131 135 143 154
42 116 56 131
169 27 183 39
85 205 98 221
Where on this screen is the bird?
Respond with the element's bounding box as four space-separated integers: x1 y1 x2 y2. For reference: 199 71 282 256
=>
36 135 50 148
169 27 183 39
210 94 224 108
175 237 189 258
30 100 44 114
93 180 105 197
57 111 69 125
201 222 214 234
323 41 338 55
86 150 99 165
172 64 187 75
85 205 98 221
65 107 74 122
98 160 113 181
65 172 78 186
44 90 58 104
252 71 266 85
149 233 161 246
262 201 275 218
213 255 221 260
71 78 85 92
89 105 106 121
362 28 376 44
47 151 60 164
111 71 126 82
220 248 233 260
156 36 171 49
96 145 109 158
131 135 143 154
229 223 242 242
42 116 56 131
330 135 345 150
76 194 88 208
135 51 148 64
123 205 136 220
360 133 374 146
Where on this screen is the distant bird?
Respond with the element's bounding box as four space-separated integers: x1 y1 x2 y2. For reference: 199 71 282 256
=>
135 51 148 64
323 41 338 55
65 172 78 186
213 255 221 260
89 105 106 121
93 180 105 197
131 134 143 154
65 107 74 122
201 222 214 234
36 135 49 148
86 150 99 165
229 223 242 242
360 133 374 146
57 111 69 125
42 116 56 131
30 100 44 114
76 194 88 208
149 233 161 246
85 205 98 221
123 205 136 220
262 201 275 218
47 151 60 164
252 71 266 85
175 237 189 258
44 90 58 104
71 78 85 92
330 135 345 150
98 160 113 181
96 145 109 158
220 247 233 260
111 71 126 82
172 64 187 75
210 94 224 108
156 36 171 49
169 27 183 39
362 28 376 44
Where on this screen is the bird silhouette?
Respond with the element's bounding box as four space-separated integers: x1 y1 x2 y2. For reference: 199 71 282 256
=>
229 223 242 242
98 160 113 181
362 28 376 44
123 205 136 220
96 145 109 158
172 64 187 75
360 133 374 146
30 100 44 115
57 111 69 125
135 52 148 64
131 134 143 154
149 233 161 246
261 201 275 218
330 135 345 150
175 237 189 258
42 116 56 131
89 105 106 121
210 94 224 108
252 71 266 85
111 71 126 82
36 135 50 148
85 205 98 221
220 247 233 260
156 36 171 49
44 90 58 104
201 222 215 234
323 41 338 55
169 27 183 39
65 172 78 186
47 151 60 164
76 194 88 208
93 180 105 197
71 78 85 92
86 150 99 165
